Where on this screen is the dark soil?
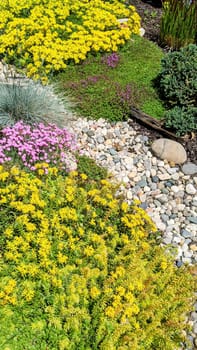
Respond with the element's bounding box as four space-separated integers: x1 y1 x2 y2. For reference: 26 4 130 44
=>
128 0 197 164
129 0 163 45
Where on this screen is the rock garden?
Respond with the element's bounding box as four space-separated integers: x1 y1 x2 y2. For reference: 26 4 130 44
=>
0 0 196 349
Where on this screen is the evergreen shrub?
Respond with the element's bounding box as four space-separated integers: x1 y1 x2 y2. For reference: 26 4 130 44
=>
159 44 197 108
158 44 197 134
0 165 195 350
165 106 197 136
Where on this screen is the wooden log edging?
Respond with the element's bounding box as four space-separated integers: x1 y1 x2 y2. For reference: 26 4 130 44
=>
128 107 184 142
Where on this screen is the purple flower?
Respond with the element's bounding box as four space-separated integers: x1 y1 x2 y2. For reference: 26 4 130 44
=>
101 53 120 68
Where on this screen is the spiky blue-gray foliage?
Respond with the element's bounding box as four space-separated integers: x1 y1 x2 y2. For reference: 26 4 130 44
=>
0 79 74 128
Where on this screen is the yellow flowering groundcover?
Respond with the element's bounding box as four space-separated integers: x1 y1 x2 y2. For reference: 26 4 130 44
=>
0 165 195 349
0 0 140 82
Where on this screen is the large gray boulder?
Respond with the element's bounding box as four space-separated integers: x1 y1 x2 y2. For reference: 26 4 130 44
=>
151 138 187 164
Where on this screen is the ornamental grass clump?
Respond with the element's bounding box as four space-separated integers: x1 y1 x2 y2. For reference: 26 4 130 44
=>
0 0 141 81
0 165 195 350
160 0 197 50
0 121 78 172
0 78 73 127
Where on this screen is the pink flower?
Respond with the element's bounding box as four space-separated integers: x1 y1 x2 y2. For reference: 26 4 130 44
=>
0 121 79 173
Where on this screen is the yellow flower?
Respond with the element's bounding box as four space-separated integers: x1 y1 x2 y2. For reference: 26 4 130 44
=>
0 171 9 181
57 252 68 264
161 259 168 270
38 169 45 176
22 288 35 302
105 306 116 318
0 0 140 79
116 286 125 296
84 246 94 257
90 286 100 299
121 201 129 212
4 227 13 237
80 173 87 180
10 166 20 176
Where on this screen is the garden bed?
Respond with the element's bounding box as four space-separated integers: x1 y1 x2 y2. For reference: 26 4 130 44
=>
0 1 196 348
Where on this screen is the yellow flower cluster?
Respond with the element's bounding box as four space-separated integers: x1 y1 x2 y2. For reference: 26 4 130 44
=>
0 165 194 349
0 0 141 82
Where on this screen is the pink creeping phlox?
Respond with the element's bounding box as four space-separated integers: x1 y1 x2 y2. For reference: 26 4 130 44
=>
0 121 78 172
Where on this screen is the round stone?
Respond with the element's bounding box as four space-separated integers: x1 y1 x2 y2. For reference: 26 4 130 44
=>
188 217 197 224
151 138 187 164
139 202 148 210
158 173 171 181
171 185 180 193
181 229 193 238
161 214 169 222
176 260 183 268
152 176 159 183
126 190 133 200
137 179 147 188
182 162 197 175
193 323 197 334
139 27 145 37
171 173 180 181
190 244 197 252
87 130 94 137
186 184 196 195
150 168 157 177
165 181 173 188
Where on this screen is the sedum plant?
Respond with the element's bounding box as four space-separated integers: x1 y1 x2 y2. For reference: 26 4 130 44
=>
0 0 141 82
0 78 73 127
0 165 195 350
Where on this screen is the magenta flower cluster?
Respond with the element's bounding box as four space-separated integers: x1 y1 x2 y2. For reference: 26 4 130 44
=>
0 121 78 172
101 52 120 68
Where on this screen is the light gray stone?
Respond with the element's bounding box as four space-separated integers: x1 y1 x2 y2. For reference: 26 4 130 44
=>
182 162 197 175
181 229 193 238
167 167 179 175
163 236 172 244
186 184 196 195
171 173 180 181
171 185 180 193
193 323 197 334
158 173 171 181
150 168 157 177
151 138 187 164
188 217 197 224
139 27 145 37
126 190 133 200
